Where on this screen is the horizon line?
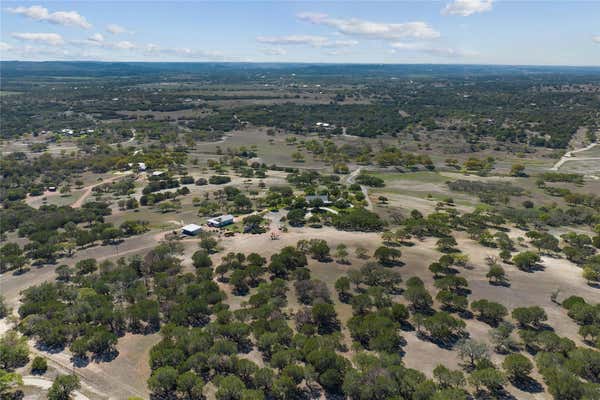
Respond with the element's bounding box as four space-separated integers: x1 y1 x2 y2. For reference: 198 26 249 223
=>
2 60 600 69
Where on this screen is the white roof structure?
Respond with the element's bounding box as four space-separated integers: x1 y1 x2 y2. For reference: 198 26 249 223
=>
207 214 234 226
181 224 202 235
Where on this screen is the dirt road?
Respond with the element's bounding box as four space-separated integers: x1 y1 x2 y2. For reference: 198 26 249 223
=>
71 173 132 208
551 142 599 171
24 172 133 209
22 376 90 400
347 167 373 210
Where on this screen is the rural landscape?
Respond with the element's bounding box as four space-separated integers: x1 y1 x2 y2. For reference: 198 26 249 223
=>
1 1 600 398
0 61 599 400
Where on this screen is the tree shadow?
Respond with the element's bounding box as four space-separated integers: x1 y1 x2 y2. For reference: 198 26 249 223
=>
523 345 539 356
317 256 334 263
511 377 544 393
91 349 119 363
337 293 352 303
536 323 555 332
439 248 459 254
12 268 31 276
474 316 502 328
490 280 511 288
380 260 405 268
324 391 345 400
520 263 545 273
419 333 462 349
400 321 415 332
34 342 65 354
389 287 404 296
72 355 90 367
446 267 460 275
238 340 254 354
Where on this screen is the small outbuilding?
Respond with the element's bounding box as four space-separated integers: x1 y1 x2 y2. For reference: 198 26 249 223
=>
207 215 234 228
181 224 202 236
305 195 331 205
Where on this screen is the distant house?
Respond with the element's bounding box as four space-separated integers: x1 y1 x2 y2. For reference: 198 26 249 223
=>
248 157 263 165
207 215 234 228
305 195 331 205
181 224 202 236
48 186 57 192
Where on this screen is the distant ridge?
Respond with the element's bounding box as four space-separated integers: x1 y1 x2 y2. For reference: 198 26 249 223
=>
2 61 600 79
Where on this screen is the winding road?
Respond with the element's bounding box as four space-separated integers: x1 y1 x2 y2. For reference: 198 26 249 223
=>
70 173 132 208
347 167 373 210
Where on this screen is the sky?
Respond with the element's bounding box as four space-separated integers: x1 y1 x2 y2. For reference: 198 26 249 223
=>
1 1 599 66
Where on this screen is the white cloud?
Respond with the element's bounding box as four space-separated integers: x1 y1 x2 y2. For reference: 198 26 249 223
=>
0 42 13 51
442 0 493 16
425 47 478 57
3 41 230 62
11 32 64 46
325 49 351 56
390 42 424 50
257 35 329 47
106 24 130 35
256 35 358 48
89 33 104 44
69 33 107 47
6 44 93 60
143 44 224 59
259 47 287 56
8 5 91 29
70 36 138 51
593 35 600 44
323 39 359 48
391 41 477 57
145 43 160 52
113 41 136 50
297 12 440 40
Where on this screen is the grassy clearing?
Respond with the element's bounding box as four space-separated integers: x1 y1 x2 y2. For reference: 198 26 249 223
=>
373 171 449 184
559 159 600 173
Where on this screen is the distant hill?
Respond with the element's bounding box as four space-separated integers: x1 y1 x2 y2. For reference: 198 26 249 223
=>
2 60 600 79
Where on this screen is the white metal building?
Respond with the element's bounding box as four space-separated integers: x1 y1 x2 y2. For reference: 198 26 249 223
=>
181 224 202 236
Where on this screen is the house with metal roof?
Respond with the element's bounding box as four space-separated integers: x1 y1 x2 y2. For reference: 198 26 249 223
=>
207 214 234 228
181 224 202 236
